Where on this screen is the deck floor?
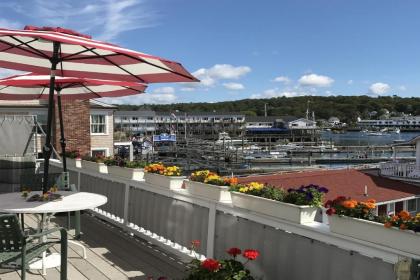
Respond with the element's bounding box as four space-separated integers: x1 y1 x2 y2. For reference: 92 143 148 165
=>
0 213 188 279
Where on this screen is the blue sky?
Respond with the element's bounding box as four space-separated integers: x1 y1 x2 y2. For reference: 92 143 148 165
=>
0 0 420 104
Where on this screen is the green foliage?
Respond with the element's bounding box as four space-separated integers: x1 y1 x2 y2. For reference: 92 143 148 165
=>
116 96 420 124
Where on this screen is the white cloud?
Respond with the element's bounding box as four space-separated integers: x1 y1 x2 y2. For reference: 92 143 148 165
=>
369 82 390 95
347 80 353 85
152 86 175 94
250 88 313 99
2 0 157 41
298 74 334 87
273 76 291 84
223 82 244 90
398 85 407 91
190 64 251 89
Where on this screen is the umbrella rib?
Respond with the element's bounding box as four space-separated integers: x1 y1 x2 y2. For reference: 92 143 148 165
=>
83 46 146 83
79 83 102 99
37 86 47 99
119 52 196 81
9 36 50 59
62 53 121 61
60 47 98 60
0 37 47 59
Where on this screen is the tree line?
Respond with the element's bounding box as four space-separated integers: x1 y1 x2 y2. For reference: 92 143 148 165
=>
117 95 420 125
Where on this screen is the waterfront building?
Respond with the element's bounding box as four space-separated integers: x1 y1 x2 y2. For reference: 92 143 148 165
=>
357 116 420 130
0 100 115 157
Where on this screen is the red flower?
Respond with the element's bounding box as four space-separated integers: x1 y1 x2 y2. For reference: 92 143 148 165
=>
324 200 333 208
326 208 336 216
227 247 241 257
201 258 221 272
191 240 200 248
243 249 260 260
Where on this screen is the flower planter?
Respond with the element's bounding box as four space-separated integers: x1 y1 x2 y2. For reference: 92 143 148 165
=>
231 192 318 224
328 215 420 255
107 166 144 181
144 172 185 190
185 180 231 202
81 160 108 174
64 158 81 168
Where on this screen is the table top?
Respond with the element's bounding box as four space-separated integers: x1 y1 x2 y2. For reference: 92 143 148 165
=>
0 191 107 214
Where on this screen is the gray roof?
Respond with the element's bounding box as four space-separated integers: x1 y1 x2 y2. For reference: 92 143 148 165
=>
245 115 297 123
115 110 156 117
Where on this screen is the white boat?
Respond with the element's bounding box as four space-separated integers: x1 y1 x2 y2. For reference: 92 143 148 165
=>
367 132 385 136
275 143 304 151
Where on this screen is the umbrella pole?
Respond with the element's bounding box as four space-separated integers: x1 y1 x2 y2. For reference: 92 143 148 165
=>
42 41 60 194
57 90 67 173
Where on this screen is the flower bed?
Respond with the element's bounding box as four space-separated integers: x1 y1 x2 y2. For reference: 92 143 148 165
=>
144 163 185 189
230 184 327 224
326 196 420 255
81 155 108 173
186 241 259 280
185 170 237 202
104 157 145 181
328 214 420 255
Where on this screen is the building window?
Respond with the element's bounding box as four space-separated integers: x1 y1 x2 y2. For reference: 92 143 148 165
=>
388 203 395 214
91 114 106 134
407 199 417 212
91 149 107 157
377 204 387 216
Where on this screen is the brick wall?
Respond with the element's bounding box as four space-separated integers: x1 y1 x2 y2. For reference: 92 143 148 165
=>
54 100 91 157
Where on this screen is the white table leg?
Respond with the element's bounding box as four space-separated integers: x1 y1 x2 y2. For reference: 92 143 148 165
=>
29 213 62 275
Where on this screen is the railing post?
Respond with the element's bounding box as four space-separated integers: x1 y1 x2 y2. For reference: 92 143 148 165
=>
77 171 81 191
206 203 216 258
123 183 130 228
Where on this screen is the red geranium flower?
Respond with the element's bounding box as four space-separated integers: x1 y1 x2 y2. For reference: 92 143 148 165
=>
326 208 336 216
243 249 260 260
227 247 241 257
201 258 221 272
324 200 333 208
191 240 200 248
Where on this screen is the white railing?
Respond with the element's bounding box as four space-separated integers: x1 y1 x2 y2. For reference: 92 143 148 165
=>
380 162 419 178
47 160 418 279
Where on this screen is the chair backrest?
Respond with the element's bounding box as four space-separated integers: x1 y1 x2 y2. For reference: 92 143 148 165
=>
0 214 24 252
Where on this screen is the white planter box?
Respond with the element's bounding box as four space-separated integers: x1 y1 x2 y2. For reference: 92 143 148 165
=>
81 160 108 174
107 166 144 181
64 158 81 168
329 215 420 255
231 192 318 224
185 180 231 202
144 172 185 190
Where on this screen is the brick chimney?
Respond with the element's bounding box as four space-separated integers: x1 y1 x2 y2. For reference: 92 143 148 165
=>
54 100 91 157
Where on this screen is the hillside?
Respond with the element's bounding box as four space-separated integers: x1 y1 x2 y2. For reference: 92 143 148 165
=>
116 95 420 125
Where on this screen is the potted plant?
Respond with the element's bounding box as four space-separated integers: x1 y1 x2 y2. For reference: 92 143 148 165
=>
185 170 236 202
144 163 185 190
105 156 145 181
185 241 259 280
230 184 328 224
81 155 108 173
326 196 420 255
63 150 81 168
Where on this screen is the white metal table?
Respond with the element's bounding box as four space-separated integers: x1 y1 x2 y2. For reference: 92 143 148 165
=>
0 191 107 274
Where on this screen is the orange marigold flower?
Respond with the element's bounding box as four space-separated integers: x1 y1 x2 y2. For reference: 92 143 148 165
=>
398 210 411 221
399 223 408 230
366 199 376 204
384 222 392 228
342 200 356 209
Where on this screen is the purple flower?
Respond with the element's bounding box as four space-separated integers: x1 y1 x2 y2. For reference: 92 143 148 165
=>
287 188 294 193
318 187 329 193
305 192 314 201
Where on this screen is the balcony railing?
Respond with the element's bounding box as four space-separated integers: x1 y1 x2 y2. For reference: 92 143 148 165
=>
47 160 418 280
380 161 420 179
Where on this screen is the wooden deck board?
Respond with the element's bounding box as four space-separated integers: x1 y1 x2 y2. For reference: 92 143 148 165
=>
0 213 187 280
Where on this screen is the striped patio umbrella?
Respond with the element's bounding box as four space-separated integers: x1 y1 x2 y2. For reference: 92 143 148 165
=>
0 73 148 174
0 26 198 193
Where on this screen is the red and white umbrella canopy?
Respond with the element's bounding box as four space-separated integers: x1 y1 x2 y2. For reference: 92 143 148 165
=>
0 74 147 100
0 26 198 83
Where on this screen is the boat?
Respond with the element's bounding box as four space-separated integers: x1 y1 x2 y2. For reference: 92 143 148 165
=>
367 132 385 136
